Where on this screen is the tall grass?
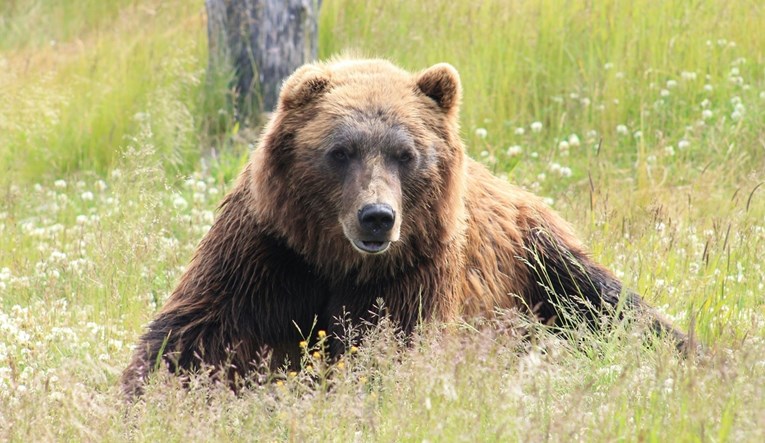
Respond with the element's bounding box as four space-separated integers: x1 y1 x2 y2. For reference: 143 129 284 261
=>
321 1 764 170
1 0 764 441
0 0 238 183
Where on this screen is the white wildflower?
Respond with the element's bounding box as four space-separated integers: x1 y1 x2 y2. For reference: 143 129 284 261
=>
616 124 629 136
54 180 66 189
50 251 67 262
702 110 713 120
678 139 690 150
530 121 543 133
665 145 675 156
663 378 674 394
660 89 670 97
514 127 525 136
475 128 488 139
201 210 215 224
81 191 94 201
666 80 677 89
568 134 581 147
507 145 523 157
173 196 188 210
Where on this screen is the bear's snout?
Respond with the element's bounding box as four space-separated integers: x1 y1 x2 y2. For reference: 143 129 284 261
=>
358 204 395 236
347 203 397 254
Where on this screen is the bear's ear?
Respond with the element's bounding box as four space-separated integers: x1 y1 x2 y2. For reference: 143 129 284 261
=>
416 63 462 113
278 64 331 110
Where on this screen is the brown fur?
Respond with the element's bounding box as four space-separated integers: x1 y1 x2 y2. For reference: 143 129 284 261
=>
122 59 689 398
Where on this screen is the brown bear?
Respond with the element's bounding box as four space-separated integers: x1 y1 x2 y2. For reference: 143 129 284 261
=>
122 59 689 397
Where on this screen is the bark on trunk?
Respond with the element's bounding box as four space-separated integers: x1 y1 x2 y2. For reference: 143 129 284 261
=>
206 0 321 119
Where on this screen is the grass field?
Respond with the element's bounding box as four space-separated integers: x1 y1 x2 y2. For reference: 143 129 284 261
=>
1 0 764 440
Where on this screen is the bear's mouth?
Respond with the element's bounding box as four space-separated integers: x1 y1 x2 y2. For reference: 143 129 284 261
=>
351 239 391 254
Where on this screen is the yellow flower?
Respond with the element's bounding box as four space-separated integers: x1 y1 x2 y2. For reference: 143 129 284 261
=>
276 380 284 386
317 330 326 338
312 351 322 359
288 371 297 378
350 345 359 354
359 376 368 384
336 361 345 370
299 340 308 348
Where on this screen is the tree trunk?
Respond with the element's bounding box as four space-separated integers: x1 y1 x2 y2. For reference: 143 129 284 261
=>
205 0 321 120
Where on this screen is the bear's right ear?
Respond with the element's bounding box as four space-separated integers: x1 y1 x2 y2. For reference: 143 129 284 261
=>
278 64 331 110
416 63 462 114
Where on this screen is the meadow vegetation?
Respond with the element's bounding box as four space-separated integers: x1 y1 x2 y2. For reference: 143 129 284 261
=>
1 0 764 440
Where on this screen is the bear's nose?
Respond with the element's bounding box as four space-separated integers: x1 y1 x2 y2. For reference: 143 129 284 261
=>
358 204 395 235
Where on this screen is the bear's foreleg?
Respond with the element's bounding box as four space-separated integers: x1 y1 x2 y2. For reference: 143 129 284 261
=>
121 309 258 399
522 225 693 352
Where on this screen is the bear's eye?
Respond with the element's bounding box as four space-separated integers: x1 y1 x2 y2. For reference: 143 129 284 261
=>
330 148 349 162
398 151 415 164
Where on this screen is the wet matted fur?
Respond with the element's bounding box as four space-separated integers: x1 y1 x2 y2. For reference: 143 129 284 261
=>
122 59 690 398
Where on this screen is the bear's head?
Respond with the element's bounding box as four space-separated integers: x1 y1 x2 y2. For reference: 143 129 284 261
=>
250 59 467 278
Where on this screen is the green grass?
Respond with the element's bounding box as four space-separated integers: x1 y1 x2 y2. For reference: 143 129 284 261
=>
0 0 238 182
1 0 764 441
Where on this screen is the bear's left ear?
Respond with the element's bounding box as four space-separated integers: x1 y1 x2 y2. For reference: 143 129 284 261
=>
416 63 462 114
278 64 331 111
